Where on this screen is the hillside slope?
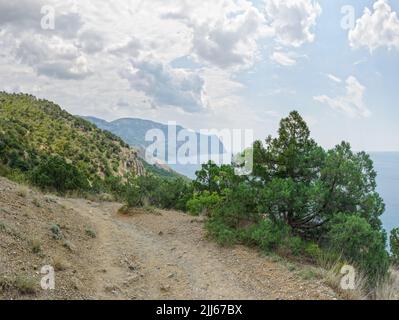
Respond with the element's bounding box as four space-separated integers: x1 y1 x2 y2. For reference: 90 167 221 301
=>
0 92 144 185
83 116 225 178
0 177 337 300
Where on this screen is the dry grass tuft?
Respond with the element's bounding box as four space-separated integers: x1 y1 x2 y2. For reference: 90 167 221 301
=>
53 256 70 271
374 268 399 300
16 187 28 198
30 238 42 254
14 275 36 295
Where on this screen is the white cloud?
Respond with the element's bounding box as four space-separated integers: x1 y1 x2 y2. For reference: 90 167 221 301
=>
14 34 91 80
264 0 322 47
0 0 90 79
270 51 297 66
162 0 272 70
326 73 342 83
349 0 399 52
314 76 371 118
77 30 105 54
108 38 142 57
120 57 208 113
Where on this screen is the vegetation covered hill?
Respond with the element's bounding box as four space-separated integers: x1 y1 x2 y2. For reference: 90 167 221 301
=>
0 92 146 192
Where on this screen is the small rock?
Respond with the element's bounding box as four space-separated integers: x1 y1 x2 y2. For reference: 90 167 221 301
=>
160 284 170 292
127 275 140 283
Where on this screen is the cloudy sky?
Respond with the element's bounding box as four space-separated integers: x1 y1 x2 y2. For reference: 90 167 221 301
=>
1 0 398 151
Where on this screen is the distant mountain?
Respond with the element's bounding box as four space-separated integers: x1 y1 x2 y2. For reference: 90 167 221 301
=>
83 116 226 178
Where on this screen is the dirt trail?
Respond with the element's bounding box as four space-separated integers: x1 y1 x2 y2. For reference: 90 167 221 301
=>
57 198 336 300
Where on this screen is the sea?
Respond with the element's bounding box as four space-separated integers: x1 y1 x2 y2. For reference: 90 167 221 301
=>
370 152 399 235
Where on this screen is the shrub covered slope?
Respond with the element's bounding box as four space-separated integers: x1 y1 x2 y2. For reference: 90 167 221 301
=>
0 92 145 192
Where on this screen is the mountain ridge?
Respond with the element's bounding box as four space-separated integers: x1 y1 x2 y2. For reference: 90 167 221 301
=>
82 116 226 178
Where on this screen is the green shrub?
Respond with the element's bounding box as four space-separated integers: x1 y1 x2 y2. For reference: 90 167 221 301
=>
50 224 63 240
0 163 11 177
187 191 222 216
125 181 142 208
239 219 290 252
14 276 36 295
298 268 317 280
30 155 88 193
304 242 323 261
390 227 399 265
286 236 304 256
0 221 6 232
205 218 237 246
326 213 389 286
203 183 259 229
85 226 97 238
0 275 13 292
156 178 193 211
125 175 159 208
31 239 42 254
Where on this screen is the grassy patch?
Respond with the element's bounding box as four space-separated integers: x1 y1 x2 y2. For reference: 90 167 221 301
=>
14 275 36 295
298 268 317 280
16 187 28 198
0 221 6 232
32 198 41 207
62 239 74 251
30 238 42 254
50 224 63 240
0 275 13 292
53 256 69 271
85 226 97 238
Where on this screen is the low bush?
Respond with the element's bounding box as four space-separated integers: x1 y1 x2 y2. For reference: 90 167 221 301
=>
124 174 192 212
14 276 36 295
205 218 237 246
303 242 323 262
326 213 390 287
390 228 399 265
238 219 290 252
50 224 63 240
187 191 222 216
30 238 42 254
85 226 97 238
30 155 88 193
